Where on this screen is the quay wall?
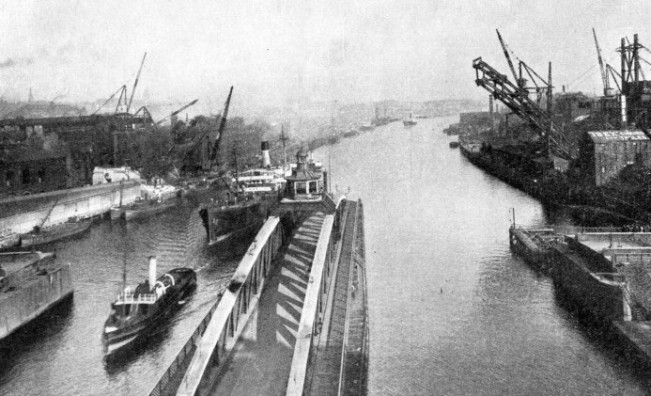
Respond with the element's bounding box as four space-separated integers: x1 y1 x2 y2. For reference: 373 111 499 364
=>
459 143 640 224
0 262 73 340
0 181 141 234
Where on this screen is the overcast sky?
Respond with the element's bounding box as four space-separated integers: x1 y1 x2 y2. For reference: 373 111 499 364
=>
0 0 650 112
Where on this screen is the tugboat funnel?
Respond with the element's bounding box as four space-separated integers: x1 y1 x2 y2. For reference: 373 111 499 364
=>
261 141 271 168
149 256 157 290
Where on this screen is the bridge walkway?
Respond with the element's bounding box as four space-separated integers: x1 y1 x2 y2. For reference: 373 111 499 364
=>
208 212 325 395
306 200 365 396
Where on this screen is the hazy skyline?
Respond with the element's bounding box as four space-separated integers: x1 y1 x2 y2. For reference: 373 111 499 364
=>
1 0 651 115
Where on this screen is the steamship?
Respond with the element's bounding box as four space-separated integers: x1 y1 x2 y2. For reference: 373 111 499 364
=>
199 141 284 249
102 256 197 354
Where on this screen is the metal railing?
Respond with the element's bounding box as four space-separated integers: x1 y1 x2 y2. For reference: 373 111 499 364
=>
148 301 219 396
174 216 284 396
116 291 157 304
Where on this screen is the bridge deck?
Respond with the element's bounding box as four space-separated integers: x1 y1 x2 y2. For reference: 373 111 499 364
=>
307 201 365 396
208 213 325 396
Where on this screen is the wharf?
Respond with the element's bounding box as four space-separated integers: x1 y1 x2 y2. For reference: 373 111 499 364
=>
510 226 651 365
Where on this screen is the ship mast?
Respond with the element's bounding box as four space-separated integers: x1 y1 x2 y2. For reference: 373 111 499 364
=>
280 124 289 171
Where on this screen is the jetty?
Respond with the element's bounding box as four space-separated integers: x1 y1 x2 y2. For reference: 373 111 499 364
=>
510 225 651 366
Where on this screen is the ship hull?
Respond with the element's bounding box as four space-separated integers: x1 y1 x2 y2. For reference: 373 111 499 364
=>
199 196 276 250
550 258 625 321
123 200 177 221
19 220 92 249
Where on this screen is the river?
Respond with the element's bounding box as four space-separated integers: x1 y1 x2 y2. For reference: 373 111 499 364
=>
315 116 651 395
0 202 238 395
1 116 651 395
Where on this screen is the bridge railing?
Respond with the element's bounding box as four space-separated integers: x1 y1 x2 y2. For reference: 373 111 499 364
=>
148 302 218 396
286 198 347 395
150 215 284 396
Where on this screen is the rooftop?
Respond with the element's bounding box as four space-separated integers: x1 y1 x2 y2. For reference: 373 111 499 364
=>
587 130 649 143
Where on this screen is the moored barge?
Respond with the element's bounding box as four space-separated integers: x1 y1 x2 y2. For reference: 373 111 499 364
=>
0 251 73 341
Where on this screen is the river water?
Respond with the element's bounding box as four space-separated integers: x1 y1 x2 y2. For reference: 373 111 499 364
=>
0 202 239 395
2 116 651 395
316 116 651 396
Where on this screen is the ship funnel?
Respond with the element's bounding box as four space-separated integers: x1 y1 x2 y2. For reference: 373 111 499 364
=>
148 256 157 290
261 141 271 168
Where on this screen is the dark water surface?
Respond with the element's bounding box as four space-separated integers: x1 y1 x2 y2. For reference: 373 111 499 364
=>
315 117 651 396
2 116 651 395
0 203 237 395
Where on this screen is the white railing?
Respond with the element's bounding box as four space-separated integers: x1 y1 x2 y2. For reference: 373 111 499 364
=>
116 291 157 304
174 216 284 396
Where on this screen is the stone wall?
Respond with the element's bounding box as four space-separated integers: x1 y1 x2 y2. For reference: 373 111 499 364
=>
0 181 141 234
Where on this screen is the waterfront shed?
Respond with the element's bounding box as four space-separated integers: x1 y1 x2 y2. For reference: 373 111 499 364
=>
584 130 651 186
0 146 68 195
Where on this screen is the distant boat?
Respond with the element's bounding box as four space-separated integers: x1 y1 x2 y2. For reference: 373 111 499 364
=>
122 199 178 221
449 141 460 148
343 128 360 138
403 113 417 127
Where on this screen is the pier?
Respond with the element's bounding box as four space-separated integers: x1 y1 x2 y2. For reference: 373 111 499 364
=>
149 197 367 396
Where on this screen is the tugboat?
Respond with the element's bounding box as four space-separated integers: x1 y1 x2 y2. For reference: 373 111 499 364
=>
102 256 197 354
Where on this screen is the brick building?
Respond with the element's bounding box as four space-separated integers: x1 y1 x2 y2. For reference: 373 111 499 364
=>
581 130 651 186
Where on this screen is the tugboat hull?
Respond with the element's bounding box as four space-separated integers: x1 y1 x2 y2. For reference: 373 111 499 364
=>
102 267 197 354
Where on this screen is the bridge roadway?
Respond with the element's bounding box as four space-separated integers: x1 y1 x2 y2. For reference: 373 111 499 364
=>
150 197 367 396
209 213 325 395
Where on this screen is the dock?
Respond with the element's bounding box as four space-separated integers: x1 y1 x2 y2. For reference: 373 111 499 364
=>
510 226 651 366
149 197 368 396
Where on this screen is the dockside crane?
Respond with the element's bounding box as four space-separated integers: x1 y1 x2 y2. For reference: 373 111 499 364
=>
126 52 147 114
172 86 233 173
472 31 575 160
154 99 199 127
496 29 520 86
210 86 234 167
593 28 616 97
496 29 552 105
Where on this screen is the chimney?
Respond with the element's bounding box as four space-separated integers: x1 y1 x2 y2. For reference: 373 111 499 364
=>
620 94 628 129
261 141 271 168
148 256 157 290
489 95 494 115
